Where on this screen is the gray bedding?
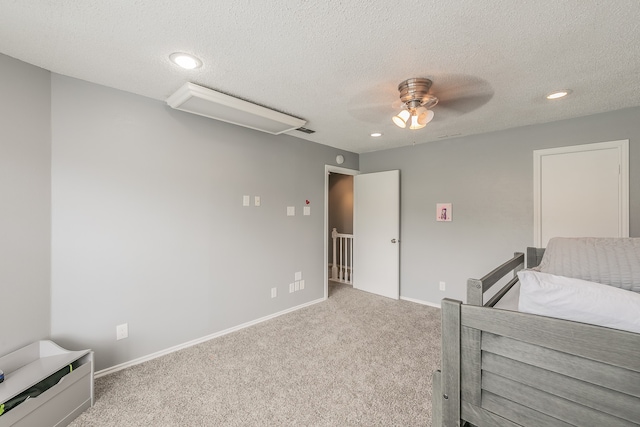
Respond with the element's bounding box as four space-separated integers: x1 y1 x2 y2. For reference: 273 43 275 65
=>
537 237 640 292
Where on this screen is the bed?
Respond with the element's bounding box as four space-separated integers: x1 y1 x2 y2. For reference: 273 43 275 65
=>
431 237 640 427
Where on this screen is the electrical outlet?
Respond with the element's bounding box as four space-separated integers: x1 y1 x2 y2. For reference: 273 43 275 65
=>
116 323 128 340
439 281 446 291
271 287 277 298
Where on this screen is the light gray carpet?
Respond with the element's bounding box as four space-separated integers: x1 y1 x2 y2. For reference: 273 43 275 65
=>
70 283 442 426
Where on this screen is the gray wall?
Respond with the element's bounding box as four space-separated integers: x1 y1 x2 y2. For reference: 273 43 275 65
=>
4 50 639 372
0 54 52 355
49 74 357 371
360 107 640 305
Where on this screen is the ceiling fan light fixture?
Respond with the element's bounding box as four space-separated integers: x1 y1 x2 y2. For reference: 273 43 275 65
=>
416 107 435 126
392 109 411 128
393 78 438 130
409 113 427 130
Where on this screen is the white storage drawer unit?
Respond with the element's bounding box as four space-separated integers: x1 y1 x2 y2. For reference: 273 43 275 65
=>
0 341 93 427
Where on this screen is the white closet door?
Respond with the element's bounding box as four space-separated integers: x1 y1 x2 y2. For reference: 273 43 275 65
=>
534 140 629 247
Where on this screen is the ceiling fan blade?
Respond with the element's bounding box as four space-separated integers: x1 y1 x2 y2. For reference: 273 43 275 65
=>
347 102 399 123
435 93 494 115
430 74 492 97
346 81 402 123
425 74 494 117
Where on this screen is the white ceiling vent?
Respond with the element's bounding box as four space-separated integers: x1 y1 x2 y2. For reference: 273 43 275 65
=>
166 83 306 135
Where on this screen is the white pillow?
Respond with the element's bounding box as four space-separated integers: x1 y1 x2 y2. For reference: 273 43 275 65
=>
517 270 640 334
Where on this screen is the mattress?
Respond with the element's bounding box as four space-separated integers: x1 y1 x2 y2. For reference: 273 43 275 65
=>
517 269 640 333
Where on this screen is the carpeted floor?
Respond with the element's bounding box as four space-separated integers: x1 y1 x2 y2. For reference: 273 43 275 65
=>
69 283 442 426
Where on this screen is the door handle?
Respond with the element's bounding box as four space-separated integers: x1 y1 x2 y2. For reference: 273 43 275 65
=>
391 239 398 243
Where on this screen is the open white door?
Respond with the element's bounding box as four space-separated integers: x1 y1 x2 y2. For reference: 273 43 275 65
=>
353 170 400 300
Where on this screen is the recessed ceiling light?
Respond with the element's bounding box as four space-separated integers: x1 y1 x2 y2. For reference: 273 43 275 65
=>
371 132 383 137
546 89 572 100
169 52 202 70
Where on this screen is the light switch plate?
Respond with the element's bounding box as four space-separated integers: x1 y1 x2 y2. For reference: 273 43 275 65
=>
300 279 305 290
295 271 302 281
287 206 295 216
254 196 261 206
116 323 128 340
243 195 250 206
303 206 311 216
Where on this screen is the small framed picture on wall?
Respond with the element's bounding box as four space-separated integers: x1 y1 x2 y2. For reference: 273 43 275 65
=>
436 203 452 222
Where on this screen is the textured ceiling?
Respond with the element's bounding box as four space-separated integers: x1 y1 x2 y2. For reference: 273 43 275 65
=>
2 1 639 153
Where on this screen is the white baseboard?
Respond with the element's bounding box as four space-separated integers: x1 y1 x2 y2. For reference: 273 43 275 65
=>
400 295 441 308
95 296 325 378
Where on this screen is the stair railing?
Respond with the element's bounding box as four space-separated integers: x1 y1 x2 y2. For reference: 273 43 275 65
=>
331 228 354 284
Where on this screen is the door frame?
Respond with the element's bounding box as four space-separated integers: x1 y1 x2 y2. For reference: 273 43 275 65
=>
533 140 629 247
324 165 359 300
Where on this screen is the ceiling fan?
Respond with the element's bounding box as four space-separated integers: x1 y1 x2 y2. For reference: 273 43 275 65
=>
392 78 439 130
346 74 493 128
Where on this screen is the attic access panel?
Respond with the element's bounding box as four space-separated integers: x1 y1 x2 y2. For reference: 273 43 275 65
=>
166 82 306 135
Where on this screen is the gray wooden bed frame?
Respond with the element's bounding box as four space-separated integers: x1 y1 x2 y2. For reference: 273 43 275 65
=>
432 248 640 427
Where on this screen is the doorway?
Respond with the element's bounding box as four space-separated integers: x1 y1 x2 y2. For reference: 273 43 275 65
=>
324 165 358 299
323 166 401 301
328 172 354 285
